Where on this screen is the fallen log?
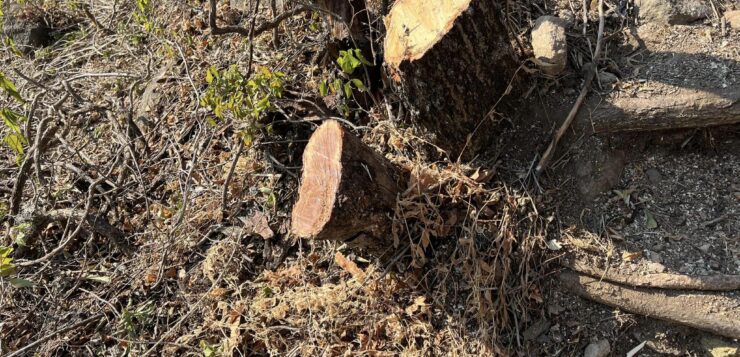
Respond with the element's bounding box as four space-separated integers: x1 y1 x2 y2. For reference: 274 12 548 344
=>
564 258 740 291
384 0 517 158
559 271 740 339
588 87 740 133
291 120 404 256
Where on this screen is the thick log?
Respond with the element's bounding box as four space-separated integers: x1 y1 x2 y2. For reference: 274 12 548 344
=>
291 120 403 255
559 271 740 339
589 87 740 133
384 0 517 157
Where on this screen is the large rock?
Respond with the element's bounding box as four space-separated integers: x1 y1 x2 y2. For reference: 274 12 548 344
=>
531 16 568 76
1 0 51 53
636 0 711 25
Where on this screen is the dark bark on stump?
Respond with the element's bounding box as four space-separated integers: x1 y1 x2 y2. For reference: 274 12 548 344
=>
384 0 518 158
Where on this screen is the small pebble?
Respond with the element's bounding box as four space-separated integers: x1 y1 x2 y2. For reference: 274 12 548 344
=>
645 168 663 184
699 244 711 254
584 339 611 357
648 251 663 264
709 261 721 271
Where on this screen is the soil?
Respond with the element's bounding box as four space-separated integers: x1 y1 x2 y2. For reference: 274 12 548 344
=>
502 3 740 355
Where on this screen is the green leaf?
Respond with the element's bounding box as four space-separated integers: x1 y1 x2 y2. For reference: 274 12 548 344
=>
354 49 373 66
343 81 352 98
9 278 33 288
0 72 24 103
319 80 328 97
350 78 365 91
1 108 26 134
4 134 26 157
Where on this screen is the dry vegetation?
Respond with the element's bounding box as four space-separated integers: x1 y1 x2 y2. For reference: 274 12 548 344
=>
1 0 738 356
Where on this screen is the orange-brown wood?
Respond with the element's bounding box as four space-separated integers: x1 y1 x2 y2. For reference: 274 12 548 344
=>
291 120 403 256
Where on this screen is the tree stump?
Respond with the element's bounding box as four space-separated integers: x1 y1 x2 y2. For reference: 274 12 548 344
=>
384 0 518 158
291 120 403 256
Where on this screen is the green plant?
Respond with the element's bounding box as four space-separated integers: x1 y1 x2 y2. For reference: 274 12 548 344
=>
119 301 154 339
0 72 27 164
199 340 223 357
319 48 371 116
133 0 160 35
200 65 285 145
0 246 16 278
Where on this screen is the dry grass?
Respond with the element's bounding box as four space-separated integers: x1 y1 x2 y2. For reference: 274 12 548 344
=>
0 0 550 355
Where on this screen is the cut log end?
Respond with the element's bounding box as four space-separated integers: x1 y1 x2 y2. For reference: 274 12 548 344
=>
291 120 403 256
291 120 344 239
384 0 472 70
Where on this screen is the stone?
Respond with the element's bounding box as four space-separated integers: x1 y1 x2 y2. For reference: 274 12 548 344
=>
584 339 611 357
646 168 663 184
1 0 51 54
647 250 663 264
547 303 565 315
725 10 740 29
698 243 711 254
531 16 568 76
523 318 551 341
636 0 711 25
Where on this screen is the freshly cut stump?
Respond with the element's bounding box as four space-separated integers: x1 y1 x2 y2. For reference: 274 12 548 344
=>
384 0 517 157
291 120 402 256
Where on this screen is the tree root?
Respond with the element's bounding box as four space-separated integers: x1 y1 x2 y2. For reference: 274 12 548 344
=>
563 258 740 291
559 271 740 339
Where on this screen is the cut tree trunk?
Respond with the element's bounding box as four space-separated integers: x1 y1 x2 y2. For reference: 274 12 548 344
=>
384 0 517 158
291 120 404 256
560 271 740 339
588 87 740 133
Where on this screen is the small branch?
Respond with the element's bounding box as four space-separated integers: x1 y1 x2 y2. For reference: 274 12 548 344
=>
536 0 604 174
17 180 101 267
209 0 314 38
535 64 596 173
5 313 105 357
221 139 245 213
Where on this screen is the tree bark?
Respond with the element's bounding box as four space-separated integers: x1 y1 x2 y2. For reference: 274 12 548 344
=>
560 271 740 339
563 258 740 291
291 120 404 256
384 0 517 158
315 0 368 43
588 87 740 133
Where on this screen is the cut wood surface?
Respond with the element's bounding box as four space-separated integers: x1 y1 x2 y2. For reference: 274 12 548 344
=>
291 120 403 255
564 258 740 291
588 87 740 133
384 0 517 157
560 271 740 339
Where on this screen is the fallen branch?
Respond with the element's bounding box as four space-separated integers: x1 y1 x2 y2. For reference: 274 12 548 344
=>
587 87 740 133
559 271 740 339
564 258 740 291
